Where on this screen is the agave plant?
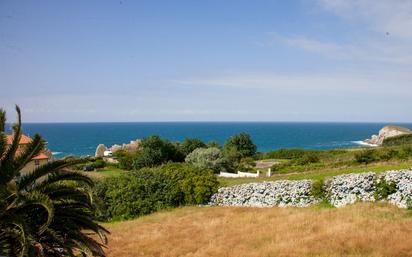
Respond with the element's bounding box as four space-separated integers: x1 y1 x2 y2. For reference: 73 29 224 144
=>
0 106 108 257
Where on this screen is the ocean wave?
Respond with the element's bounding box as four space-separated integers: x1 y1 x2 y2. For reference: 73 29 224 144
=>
351 141 378 147
52 152 63 155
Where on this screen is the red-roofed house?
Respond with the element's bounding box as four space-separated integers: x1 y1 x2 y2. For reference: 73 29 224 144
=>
6 134 51 173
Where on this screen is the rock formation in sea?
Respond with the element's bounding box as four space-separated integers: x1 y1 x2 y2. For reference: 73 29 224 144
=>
95 144 107 157
364 125 411 146
95 139 141 157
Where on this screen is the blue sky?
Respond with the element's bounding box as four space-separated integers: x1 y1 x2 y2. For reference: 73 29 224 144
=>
1 0 411 122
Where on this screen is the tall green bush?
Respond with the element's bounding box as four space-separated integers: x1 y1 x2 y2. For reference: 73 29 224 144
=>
95 163 218 221
159 163 219 205
185 147 227 173
354 149 378 164
95 168 178 220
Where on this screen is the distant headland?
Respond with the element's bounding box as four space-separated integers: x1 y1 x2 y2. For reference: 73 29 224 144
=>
363 125 412 146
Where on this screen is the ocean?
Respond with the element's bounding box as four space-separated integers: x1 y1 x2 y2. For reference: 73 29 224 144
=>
14 122 412 157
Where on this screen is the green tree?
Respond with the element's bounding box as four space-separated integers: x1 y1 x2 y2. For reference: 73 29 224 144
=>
0 106 108 257
179 138 206 156
133 135 184 169
223 132 257 160
185 147 227 173
206 140 221 148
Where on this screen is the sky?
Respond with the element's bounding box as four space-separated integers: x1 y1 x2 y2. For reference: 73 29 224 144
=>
0 0 411 122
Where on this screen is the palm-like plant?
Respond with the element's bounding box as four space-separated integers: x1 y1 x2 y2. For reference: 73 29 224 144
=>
0 106 108 257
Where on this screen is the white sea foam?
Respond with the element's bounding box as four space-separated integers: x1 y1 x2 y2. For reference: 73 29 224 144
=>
351 141 378 147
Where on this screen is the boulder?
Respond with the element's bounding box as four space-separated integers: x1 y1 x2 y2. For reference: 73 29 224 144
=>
110 144 122 153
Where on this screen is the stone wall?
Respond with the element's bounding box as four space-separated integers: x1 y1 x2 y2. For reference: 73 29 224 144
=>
210 168 412 208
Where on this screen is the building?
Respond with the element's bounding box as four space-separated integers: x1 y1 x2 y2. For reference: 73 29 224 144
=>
6 134 51 173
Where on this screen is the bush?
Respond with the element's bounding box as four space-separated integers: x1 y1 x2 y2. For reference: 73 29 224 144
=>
377 148 398 161
207 140 221 148
235 157 255 172
95 168 177 220
294 152 321 165
114 150 136 170
185 147 228 173
159 163 219 205
91 159 106 169
264 148 308 159
374 179 397 200
311 180 326 200
383 134 412 146
95 163 218 221
396 145 412 160
354 149 378 164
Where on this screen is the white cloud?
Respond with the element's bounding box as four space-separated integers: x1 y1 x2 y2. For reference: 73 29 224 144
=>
276 34 412 64
318 0 412 39
261 1 412 66
174 71 411 96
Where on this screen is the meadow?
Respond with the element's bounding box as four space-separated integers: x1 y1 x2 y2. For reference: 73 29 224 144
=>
104 203 412 257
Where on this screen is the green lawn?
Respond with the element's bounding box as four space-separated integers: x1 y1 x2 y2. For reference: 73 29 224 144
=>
86 167 128 179
218 161 412 187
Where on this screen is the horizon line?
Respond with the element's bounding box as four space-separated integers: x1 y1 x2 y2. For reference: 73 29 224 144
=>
11 120 412 124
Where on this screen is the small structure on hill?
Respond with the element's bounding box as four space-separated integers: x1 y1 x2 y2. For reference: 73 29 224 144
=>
6 134 51 173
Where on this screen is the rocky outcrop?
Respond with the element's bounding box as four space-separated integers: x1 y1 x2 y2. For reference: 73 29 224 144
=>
364 125 411 146
95 139 142 157
210 180 316 207
109 139 141 153
95 144 107 157
210 169 412 208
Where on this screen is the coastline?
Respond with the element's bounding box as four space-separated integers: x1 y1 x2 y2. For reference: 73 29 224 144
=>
351 140 379 147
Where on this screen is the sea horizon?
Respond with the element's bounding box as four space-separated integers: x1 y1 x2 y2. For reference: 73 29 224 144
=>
8 122 412 157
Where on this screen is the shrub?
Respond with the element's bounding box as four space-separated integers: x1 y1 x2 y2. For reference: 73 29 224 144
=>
354 149 378 164
95 163 218 221
159 163 219 205
207 140 221 148
311 180 325 199
377 148 398 161
185 147 228 173
114 150 136 170
235 157 256 172
374 179 397 200
383 134 412 146
264 148 307 159
91 158 106 169
294 152 321 165
95 168 178 220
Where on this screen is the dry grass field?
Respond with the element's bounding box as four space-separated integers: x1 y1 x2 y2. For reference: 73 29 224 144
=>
104 203 412 257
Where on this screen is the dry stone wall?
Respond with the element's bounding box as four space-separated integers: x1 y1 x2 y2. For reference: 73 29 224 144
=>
210 168 412 208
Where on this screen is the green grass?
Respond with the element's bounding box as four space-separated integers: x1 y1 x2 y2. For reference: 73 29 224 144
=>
86 166 127 179
218 161 412 187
